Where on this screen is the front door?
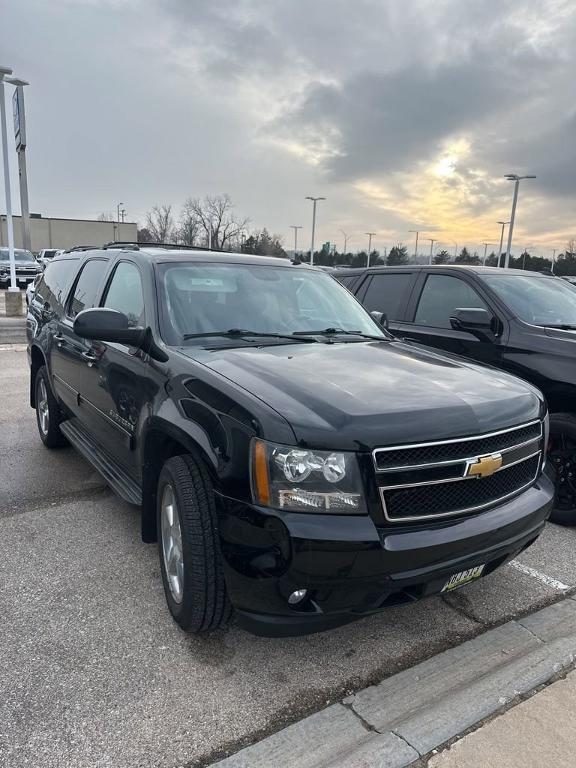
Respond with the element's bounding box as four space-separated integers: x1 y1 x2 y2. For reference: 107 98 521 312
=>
50 258 109 416
77 260 150 473
399 272 506 367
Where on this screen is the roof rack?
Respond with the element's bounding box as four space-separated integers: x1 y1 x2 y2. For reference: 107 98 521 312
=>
65 245 99 252
100 241 223 252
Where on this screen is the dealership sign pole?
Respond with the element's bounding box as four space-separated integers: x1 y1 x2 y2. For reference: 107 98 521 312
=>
0 66 17 292
11 79 31 252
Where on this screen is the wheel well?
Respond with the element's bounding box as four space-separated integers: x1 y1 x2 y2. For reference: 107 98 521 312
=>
29 346 46 408
141 429 211 543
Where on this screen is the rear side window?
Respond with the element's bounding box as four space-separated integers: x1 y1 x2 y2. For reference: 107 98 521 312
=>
362 273 413 321
414 275 488 328
68 259 108 319
35 259 78 315
102 262 145 328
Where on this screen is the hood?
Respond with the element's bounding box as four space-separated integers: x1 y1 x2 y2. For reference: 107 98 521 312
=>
183 339 544 450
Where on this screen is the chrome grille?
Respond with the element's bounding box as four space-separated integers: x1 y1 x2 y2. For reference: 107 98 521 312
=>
374 420 543 523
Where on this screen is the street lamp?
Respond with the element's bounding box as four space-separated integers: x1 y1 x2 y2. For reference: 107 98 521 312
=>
496 221 509 268
290 225 302 256
365 232 376 267
504 174 536 268
426 238 436 265
409 230 420 261
482 243 495 266
305 197 325 266
0 65 19 294
339 229 350 254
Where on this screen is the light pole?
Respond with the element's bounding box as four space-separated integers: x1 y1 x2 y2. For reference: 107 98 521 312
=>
290 225 302 256
482 243 495 266
121 208 126 224
427 238 436 265
0 66 17 293
504 174 536 268
496 221 509 268
552 248 557 274
339 229 349 254
117 202 124 225
521 245 534 270
409 230 419 261
305 196 325 266
365 232 376 267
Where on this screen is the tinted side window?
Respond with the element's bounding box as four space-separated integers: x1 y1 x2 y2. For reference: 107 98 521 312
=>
362 273 413 320
102 262 145 328
337 274 360 290
36 259 79 315
414 275 488 328
68 259 108 319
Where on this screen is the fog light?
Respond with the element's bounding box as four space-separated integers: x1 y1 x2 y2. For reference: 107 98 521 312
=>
288 589 308 605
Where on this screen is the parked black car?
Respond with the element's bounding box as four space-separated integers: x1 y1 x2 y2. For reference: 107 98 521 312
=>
27 250 553 636
0 248 43 288
336 264 576 523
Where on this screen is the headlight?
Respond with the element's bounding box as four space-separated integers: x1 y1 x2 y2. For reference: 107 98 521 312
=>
251 439 366 513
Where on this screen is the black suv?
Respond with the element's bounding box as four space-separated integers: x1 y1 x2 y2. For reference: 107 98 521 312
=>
337 265 576 524
27 249 553 636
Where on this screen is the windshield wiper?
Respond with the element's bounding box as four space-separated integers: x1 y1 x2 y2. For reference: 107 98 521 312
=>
539 324 576 330
182 328 319 343
292 327 389 341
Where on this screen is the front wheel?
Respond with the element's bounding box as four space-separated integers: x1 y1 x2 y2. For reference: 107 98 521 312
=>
156 455 232 632
548 413 576 525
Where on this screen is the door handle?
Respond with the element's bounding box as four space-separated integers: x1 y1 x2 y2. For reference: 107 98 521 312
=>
81 350 97 365
53 332 64 347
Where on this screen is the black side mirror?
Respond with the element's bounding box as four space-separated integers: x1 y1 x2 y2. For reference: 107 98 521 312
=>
371 310 389 330
74 308 169 362
74 308 145 345
450 308 498 340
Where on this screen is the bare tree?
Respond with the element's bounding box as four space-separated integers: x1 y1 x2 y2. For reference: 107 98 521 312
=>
97 212 115 222
177 200 201 246
145 205 175 243
183 194 248 250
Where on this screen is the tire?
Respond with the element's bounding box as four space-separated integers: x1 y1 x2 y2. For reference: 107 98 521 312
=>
156 454 232 632
548 413 576 525
35 366 68 448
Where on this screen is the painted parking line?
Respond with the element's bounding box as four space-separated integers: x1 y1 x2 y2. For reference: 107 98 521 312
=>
509 560 571 592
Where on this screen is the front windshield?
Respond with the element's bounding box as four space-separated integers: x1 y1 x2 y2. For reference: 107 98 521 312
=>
0 249 35 263
158 262 385 344
484 274 576 327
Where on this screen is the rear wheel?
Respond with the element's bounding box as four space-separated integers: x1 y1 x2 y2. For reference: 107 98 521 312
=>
156 454 232 632
548 413 576 525
35 366 68 448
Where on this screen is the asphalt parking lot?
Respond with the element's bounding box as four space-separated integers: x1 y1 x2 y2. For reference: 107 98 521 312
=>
2 345 576 768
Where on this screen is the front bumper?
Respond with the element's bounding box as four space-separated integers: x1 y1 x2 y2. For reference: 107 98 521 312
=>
217 473 554 636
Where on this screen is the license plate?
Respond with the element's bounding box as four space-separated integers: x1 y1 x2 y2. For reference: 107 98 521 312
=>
441 564 485 592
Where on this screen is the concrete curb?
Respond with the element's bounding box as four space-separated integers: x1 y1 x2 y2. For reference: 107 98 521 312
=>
210 598 576 767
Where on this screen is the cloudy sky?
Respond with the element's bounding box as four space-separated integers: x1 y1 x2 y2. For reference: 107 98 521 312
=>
3 0 575 256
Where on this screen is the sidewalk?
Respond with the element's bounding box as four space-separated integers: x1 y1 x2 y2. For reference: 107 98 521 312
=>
430 670 576 767
210 597 576 767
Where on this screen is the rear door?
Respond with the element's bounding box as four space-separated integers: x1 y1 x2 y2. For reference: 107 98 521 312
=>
399 270 507 366
354 270 417 334
50 257 109 416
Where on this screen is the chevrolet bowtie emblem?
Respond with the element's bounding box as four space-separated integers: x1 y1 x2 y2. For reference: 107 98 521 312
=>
465 453 503 478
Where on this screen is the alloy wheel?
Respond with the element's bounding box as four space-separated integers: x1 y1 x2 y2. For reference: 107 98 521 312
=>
37 378 50 436
160 483 184 604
